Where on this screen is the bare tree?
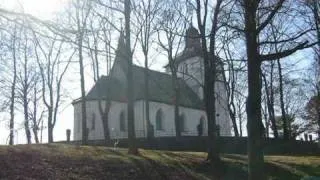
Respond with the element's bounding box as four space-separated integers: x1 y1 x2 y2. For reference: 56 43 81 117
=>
132 0 161 139
241 0 316 179
33 33 74 143
16 30 36 144
74 0 92 145
28 78 44 143
9 24 19 145
157 0 187 138
85 9 114 141
262 61 279 138
125 0 138 155
194 0 224 164
222 41 242 137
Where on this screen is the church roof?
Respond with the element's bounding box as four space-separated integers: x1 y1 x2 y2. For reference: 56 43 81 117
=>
82 65 204 110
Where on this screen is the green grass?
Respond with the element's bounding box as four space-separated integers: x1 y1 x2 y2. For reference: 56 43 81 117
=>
0 144 319 179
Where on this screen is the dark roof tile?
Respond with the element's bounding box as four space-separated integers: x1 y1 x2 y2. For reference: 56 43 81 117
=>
83 65 204 109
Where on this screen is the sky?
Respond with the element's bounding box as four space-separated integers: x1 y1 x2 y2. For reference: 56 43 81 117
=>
0 0 69 19
0 0 170 144
0 0 74 144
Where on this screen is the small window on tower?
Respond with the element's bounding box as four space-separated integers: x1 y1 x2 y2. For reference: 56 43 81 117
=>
91 113 96 130
184 63 188 74
156 109 164 130
120 111 126 131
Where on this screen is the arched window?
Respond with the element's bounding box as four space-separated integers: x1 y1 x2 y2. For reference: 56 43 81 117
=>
179 113 185 132
184 63 188 74
156 109 164 130
91 113 96 130
200 116 205 128
120 111 126 131
197 116 205 136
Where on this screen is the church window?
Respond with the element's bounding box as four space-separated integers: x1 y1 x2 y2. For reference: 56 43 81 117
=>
200 116 205 128
179 113 186 132
197 116 205 136
77 118 80 133
91 113 96 130
120 111 126 131
184 63 188 74
198 87 204 99
156 109 164 130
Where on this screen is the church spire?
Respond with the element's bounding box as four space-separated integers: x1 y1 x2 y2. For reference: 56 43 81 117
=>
114 30 129 72
115 30 126 61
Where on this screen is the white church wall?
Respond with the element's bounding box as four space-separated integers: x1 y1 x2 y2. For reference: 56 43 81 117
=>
73 101 128 140
73 102 81 140
134 100 147 138
100 101 128 139
73 99 230 141
178 56 204 96
215 81 231 136
86 101 104 140
73 100 149 140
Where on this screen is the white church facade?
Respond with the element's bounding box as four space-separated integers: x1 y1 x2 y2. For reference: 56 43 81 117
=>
73 26 231 140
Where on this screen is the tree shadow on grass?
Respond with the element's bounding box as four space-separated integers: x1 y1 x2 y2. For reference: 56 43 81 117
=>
272 162 320 178
264 162 302 180
128 156 169 180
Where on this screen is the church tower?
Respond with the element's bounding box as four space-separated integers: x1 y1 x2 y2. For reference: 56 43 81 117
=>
175 25 204 99
174 25 231 136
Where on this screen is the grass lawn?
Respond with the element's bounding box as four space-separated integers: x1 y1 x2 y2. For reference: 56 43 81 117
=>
0 144 319 179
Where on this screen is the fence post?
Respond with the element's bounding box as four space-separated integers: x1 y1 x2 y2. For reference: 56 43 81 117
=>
304 133 308 141
66 129 71 142
86 128 89 142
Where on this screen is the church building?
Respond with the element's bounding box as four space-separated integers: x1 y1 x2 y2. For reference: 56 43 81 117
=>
72 26 231 140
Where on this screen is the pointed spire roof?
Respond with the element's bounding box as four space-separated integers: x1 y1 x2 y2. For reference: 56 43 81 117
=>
114 30 129 72
115 30 126 60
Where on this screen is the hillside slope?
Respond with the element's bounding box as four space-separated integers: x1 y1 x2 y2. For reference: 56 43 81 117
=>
0 144 319 179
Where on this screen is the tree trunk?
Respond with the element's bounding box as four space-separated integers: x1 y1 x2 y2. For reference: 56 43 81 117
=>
263 99 269 138
144 56 153 139
262 73 278 138
318 89 320 140
244 1 265 179
48 125 53 143
172 70 181 138
23 98 31 144
9 29 17 145
102 115 110 141
23 58 31 144
277 59 289 140
99 100 111 142
224 55 239 137
311 0 320 49
229 107 239 137
32 127 40 144
76 3 88 145
196 0 222 164
238 102 243 137
80 61 87 145
125 0 138 155
204 64 220 163
48 109 54 143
